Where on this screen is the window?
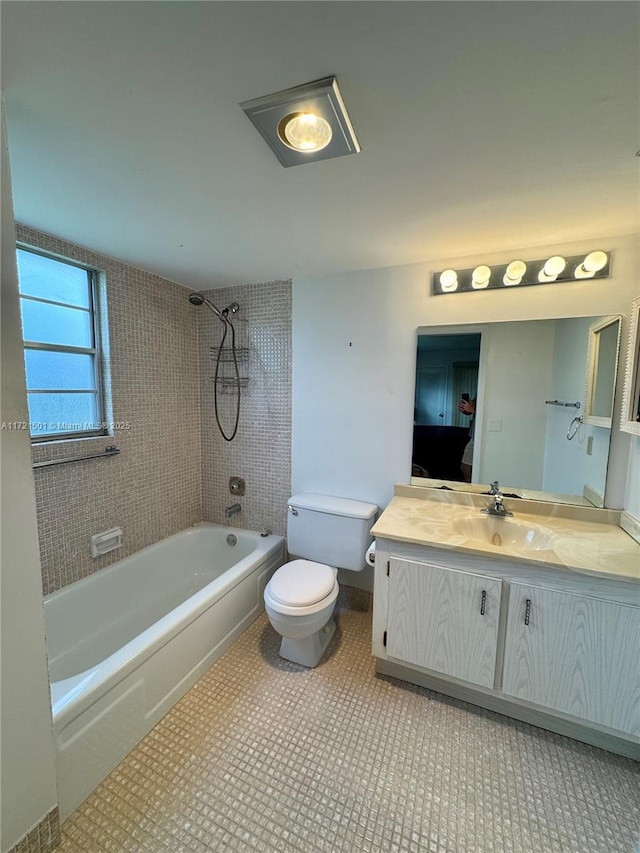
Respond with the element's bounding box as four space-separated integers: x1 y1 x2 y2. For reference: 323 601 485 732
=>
17 246 108 441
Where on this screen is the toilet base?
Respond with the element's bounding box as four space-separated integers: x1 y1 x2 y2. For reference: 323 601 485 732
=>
279 617 336 667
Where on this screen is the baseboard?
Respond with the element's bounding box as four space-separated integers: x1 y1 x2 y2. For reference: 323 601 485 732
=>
583 483 604 508
376 659 639 761
620 510 640 546
8 807 60 853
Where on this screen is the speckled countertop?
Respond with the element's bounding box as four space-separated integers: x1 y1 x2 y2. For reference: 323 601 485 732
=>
371 486 640 582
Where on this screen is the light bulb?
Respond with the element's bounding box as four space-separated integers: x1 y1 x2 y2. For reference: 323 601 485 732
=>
503 260 527 286
583 250 608 272
278 112 333 152
538 255 566 282
575 250 609 278
439 269 458 292
471 265 491 289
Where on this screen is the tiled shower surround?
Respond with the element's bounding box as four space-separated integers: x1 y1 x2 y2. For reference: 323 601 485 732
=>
200 281 292 538
17 226 292 594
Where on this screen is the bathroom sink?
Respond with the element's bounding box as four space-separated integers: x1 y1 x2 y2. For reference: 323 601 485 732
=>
451 514 557 552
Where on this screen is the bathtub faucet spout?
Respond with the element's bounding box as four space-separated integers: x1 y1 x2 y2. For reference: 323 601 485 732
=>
224 503 242 525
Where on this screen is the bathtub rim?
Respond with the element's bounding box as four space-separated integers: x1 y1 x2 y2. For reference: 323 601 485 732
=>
46 522 285 726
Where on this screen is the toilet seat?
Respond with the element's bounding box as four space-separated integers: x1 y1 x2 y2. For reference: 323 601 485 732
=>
269 559 335 607
265 560 339 618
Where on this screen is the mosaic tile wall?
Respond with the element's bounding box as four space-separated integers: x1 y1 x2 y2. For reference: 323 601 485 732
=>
8 806 59 853
199 281 292 538
17 226 202 595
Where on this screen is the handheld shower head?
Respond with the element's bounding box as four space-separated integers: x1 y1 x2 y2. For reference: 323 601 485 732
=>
188 291 227 321
190 291 242 442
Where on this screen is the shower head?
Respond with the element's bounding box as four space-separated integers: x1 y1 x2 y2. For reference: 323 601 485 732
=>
188 291 227 321
189 292 241 325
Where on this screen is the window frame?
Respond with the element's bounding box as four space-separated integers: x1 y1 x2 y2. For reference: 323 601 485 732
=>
17 243 109 443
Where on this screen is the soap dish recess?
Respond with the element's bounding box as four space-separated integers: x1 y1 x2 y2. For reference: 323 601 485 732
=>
91 527 123 558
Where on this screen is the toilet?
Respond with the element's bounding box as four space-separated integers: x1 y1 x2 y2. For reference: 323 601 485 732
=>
264 493 378 667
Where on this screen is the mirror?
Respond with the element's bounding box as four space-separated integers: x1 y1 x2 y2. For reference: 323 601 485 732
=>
412 316 619 507
620 297 640 436
584 315 622 428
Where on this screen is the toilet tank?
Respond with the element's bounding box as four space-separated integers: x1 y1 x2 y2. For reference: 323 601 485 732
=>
287 494 378 571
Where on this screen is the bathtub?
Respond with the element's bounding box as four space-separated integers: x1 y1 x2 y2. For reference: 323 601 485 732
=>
44 522 285 820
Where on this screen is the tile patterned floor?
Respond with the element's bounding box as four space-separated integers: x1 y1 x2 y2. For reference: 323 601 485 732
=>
58 593 639 853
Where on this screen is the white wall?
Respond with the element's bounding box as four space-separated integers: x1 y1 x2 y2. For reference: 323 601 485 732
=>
542 317 593 495
292 234 639 513
584 426 612 505
292 264 417 509
0 111 58 850
625 437 640 519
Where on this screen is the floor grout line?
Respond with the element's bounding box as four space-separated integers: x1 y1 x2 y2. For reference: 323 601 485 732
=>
58 600 640 853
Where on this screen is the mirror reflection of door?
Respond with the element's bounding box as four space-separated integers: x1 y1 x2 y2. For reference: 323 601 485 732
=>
585 315 622 429
413 333 482 481
591 321 619 419
415 366 448 424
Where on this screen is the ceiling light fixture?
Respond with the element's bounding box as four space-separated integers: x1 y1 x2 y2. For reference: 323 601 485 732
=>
241 76 360 167
433 250 611 296
278 113 333 152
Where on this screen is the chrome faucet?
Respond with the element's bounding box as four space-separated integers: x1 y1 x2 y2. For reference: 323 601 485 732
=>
224 503 242 525
482 487 513 517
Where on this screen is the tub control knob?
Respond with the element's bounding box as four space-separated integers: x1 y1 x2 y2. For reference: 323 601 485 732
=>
229 477 245 496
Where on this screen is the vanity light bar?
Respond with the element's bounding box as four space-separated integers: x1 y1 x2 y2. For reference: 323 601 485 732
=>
432 251 611 296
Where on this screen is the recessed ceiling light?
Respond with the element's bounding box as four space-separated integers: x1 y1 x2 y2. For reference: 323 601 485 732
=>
240 76 360 167
278 112 333 152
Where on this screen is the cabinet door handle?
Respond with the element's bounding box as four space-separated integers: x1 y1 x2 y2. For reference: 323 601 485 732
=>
524 598 531 626
480 590 486 616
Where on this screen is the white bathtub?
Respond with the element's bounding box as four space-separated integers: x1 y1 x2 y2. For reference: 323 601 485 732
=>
44 522 285 820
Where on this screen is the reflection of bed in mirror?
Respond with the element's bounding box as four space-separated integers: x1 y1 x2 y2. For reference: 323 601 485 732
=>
412 316 622 507
412 425 469 480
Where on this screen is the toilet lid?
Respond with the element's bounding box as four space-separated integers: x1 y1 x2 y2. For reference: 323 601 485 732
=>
269 560 336 607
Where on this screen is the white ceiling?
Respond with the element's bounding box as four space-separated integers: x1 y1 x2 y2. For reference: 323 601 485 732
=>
2 1 638 289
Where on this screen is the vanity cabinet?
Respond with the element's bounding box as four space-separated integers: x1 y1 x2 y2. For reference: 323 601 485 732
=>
387 558 502 689
503 582 640 736
373 539 640 758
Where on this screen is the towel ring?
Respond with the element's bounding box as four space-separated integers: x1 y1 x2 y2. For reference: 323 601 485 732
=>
567 415 583 440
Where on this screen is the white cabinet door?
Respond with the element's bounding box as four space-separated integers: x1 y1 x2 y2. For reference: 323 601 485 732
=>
503 582 640 736
387 557 502 689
